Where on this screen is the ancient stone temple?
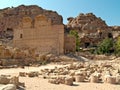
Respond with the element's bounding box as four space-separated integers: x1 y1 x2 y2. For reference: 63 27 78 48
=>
0 5 63 39
13 15 64 54
0 5 76 54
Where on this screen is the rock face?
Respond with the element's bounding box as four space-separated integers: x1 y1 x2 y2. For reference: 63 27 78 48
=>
110 26 120 38
66 13 113 47
67 13 107 31
0 5 63 37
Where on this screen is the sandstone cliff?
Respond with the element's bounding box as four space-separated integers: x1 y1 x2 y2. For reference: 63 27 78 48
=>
67 13 108 32
66 13 115 47
110 26 120 38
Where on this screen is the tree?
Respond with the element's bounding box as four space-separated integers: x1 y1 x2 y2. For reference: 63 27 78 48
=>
115 36 120 56
96 38 113 54
69 30 80 51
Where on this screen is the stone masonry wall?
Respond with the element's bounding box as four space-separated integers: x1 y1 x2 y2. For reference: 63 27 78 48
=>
0 5 63 33
13 15 64 54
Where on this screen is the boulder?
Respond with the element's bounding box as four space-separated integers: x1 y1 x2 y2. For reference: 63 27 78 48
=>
116 74 120 84
48 77 65 84
0 84 16 90
90 75 99 83
0 76 10 84
65 77 73 86
19 72 26 77
48 79 59 84
9 76 19 87
27 71 39 77
75 75 84 82
104 76 116 84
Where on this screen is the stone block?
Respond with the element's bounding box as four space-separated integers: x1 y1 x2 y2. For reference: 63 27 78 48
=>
0 76 10 84
65 77 73 86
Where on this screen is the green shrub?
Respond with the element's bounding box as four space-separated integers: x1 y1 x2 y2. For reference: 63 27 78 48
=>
96 38 113 54
115 36 120 56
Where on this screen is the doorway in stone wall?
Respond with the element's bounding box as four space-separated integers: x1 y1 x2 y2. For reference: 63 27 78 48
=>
6 28 13 39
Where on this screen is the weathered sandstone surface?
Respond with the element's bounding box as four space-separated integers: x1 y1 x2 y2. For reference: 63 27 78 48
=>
0 5 63 37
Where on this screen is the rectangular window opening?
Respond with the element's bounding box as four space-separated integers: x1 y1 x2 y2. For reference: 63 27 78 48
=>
20 34 23 38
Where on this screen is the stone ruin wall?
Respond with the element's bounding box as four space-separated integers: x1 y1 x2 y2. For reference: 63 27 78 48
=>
13 15 64 55
0 5 76 55
0 5 63 37
64 35 76 53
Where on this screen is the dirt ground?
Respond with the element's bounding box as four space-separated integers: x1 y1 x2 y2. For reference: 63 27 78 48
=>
22 77 120 90
0 64 120 90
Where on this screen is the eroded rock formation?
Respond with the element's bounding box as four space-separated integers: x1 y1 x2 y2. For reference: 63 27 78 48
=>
66 13 114 47
67 13 108 31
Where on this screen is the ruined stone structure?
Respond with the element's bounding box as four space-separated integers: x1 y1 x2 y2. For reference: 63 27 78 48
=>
0 5 76 54
64 35 76 53
14 15 64 54
1 5 120 54
0 5 63 38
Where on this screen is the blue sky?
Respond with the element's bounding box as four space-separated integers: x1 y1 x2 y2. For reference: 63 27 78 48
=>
0 0 120 26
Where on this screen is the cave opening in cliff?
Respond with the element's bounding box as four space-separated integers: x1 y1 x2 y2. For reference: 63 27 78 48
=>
84 42 90 48
108 33 113 38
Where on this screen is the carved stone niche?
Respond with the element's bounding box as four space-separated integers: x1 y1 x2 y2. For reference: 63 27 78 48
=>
34 14 51 28
22 16 32 28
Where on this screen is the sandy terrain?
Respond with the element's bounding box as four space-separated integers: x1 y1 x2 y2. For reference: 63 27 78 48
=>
22 77 120 90
0 64 120 90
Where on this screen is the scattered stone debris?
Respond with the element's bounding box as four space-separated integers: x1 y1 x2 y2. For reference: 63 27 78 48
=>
27 71 39 77
19 72 26 77
17 61 120 86
0 75 25 90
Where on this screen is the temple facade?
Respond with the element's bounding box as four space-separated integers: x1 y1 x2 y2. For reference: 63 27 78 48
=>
13 15 65 54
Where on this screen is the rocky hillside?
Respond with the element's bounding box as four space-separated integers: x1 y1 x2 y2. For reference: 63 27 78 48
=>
66 13 118 47
110 26 120 38
0 5 63 37
66 13 108 32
